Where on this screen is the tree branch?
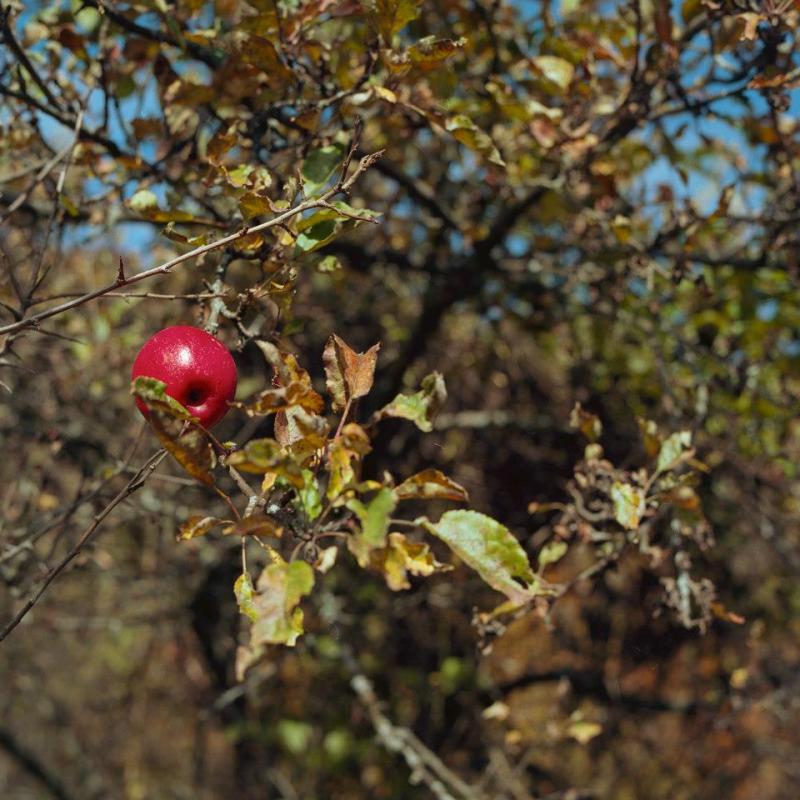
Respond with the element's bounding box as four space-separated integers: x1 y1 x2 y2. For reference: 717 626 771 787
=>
0 448 167 644
0 150 383 337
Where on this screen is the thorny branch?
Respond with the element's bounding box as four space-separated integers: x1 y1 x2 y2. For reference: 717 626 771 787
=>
0 448 167 644
0 149 383 338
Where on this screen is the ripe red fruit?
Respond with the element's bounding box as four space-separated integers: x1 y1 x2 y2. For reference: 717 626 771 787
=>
131 326 237 428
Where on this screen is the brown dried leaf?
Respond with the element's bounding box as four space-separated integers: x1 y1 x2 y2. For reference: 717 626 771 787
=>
395 469 469 502
223 514 283 538
322 334 380 411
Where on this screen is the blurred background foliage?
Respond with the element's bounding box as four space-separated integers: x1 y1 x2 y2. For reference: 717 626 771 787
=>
1 0 799 798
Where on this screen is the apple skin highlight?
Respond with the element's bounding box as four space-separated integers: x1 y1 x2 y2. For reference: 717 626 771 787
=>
132 326 238 428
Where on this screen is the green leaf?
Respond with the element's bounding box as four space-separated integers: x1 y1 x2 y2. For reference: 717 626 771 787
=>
610 482 646 530
537 540 568 570
420 510 535 605
347 487 397 566
318 255 341 273
294 204 381 254
374 372 446 432
298 469 322 521
301 143 346 195
656 430 693 473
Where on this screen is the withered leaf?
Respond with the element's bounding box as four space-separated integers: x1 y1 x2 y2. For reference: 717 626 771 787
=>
322 333 380 411
395 469 469 502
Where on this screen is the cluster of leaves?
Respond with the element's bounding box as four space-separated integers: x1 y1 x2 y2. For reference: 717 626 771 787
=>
134 333 546 676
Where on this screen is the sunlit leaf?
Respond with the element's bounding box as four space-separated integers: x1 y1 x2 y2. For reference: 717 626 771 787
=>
656 430 693 473
346 487 397 566
132 377 216 485
420 510 535 605
532 55 575 90
537 540 568 570
407 36 466 69
322 333 380 411
370 531 451 590
610 482 646 529
236 559 315 675
297 469 322 521
445 115 505 167
374 372 446 432
301 143 346 195
223 514 283 538
226 438 304 488
234 572 259 622
395 469 468 502
363 0 421 43
177 515 226 541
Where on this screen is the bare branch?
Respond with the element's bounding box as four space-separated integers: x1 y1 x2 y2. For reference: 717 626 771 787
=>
0 150 382 337
0 448 167 644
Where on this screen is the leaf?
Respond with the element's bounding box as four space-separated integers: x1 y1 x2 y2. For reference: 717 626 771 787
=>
395 469 469 502
445 115 505 167
315 546 338 574
363 0 421 43
537 540 568 570
226 438 304 488
567 719 603 745
234 573 259 622
177 515 226 541
239 191 272 219
301 143 346 195
610 482 646 530
238 34 292 82
656 430 693 473
298 469 322 521
322 334 380 411
275 407 329 461
132 377 216 485
207 127 237 165
294 203 382 253
569 403 602 442
223 514 283 538
128 189 159 213
374 372 446 432
241 347 324 417
420 510 535 605
236 559 315 669
371 532 451 590
397 36 466 71
327 424 372 501
532 55 575 90
346 487 397 566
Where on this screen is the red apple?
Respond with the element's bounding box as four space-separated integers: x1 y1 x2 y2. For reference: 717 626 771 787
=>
132 326 237 428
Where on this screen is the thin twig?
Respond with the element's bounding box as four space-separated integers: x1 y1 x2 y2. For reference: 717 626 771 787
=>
0 449 167 644
0 150 384 337
351 673 484 800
